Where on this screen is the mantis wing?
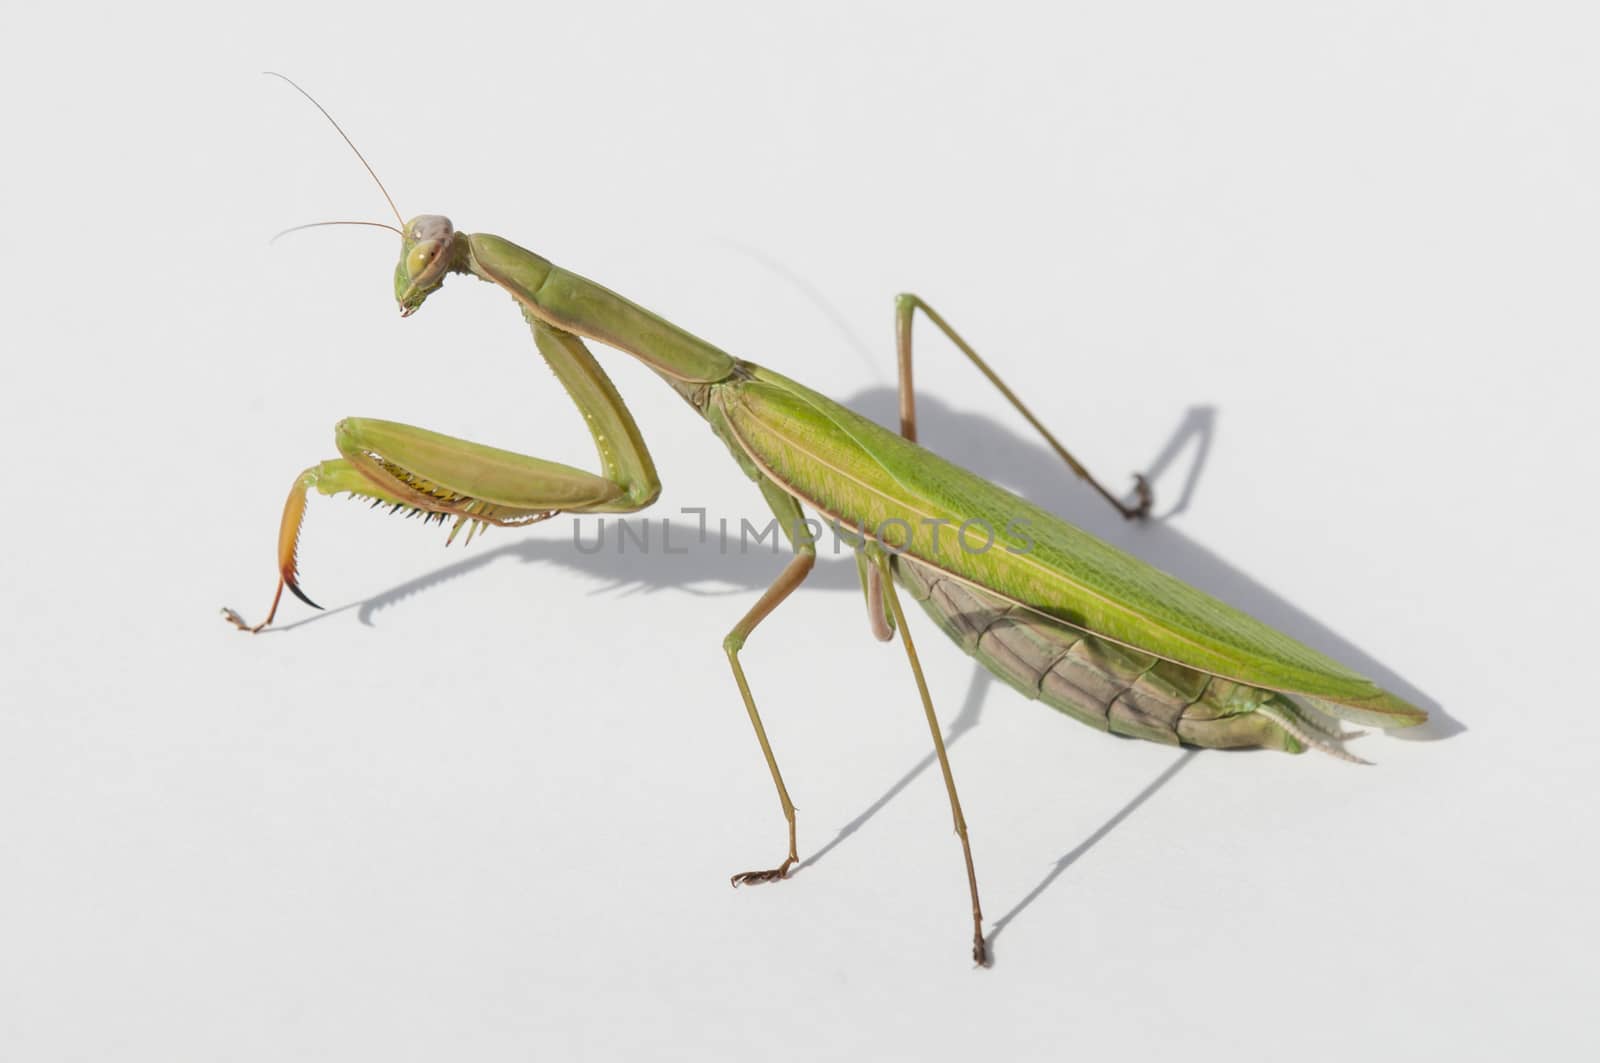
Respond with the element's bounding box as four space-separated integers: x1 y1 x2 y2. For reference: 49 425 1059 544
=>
716 366 1424 728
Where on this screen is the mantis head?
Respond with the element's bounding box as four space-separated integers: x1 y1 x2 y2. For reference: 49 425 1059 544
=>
263 75 457 318
396 215 462 317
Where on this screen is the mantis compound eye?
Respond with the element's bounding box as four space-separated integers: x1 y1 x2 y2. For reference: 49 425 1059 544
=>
406 240 444 282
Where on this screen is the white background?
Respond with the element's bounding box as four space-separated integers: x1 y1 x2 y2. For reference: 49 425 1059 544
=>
3 3 1597 1060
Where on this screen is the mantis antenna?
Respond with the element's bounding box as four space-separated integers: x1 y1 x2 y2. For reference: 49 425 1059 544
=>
270 219 404 243
263 71 405 229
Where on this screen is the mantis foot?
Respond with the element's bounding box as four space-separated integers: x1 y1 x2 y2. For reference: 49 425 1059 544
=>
1122 474 1154 520
729 856 796 887
973 930 990 967
221 607 269 634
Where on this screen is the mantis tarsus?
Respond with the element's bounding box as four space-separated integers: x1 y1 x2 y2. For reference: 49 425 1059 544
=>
226 76 1426 965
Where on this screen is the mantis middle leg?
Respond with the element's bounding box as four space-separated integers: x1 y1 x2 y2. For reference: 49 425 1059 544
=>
725 479 817 885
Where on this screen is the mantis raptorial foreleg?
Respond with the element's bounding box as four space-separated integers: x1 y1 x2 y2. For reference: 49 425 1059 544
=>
724 480 817 886
871 548 988 966
224 318 660 632
894 293 1152 520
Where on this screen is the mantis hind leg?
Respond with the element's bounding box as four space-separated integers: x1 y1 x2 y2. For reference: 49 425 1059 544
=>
871 548 988 965
894 294 1151 520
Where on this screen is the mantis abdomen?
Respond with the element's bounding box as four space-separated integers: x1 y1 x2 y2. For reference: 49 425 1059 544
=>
896 557 1329 755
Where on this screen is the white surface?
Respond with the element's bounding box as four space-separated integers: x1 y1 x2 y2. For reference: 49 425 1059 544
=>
3 3 1597 1060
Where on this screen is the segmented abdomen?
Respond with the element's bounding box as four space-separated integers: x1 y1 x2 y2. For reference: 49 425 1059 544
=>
895 557 1304 753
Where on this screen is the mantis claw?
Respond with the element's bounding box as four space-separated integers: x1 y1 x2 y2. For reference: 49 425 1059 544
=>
284 577 322 611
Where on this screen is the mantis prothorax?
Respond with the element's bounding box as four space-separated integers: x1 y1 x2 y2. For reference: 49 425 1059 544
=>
226 76 1426 966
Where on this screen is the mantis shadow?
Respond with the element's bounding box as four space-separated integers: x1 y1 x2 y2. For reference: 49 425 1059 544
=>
982 748 1201 961
264 394 1455 954
799 665 993 874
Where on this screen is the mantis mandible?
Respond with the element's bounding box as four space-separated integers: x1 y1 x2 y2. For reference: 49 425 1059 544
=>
226 76 1426 965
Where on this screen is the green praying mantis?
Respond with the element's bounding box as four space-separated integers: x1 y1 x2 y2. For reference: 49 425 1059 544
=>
225 76 1426 965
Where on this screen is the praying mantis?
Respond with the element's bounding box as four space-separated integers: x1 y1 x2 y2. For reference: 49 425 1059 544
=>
225 76 1426 965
